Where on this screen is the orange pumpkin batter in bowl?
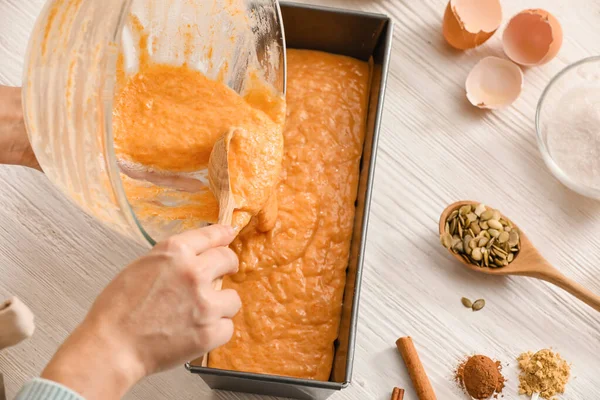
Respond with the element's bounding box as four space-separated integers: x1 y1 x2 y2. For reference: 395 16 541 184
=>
112 55 285 233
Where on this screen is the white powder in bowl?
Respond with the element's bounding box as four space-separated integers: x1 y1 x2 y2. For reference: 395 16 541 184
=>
544 86 600 190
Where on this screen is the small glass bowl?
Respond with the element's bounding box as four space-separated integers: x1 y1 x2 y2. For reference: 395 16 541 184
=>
536 56 600 199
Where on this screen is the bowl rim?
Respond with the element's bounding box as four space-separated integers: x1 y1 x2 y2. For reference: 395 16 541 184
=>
535 55 600 199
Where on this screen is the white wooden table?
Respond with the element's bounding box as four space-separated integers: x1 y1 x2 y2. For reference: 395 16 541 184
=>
1 0 599 399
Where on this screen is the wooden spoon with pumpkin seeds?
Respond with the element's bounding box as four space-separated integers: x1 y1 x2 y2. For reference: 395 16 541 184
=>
440 201 600 312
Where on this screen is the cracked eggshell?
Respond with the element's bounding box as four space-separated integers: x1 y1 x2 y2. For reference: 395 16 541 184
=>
503 9 563 66
442 0 503 50
466 57 524 109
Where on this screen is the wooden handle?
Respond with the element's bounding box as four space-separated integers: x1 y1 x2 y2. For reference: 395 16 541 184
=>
217 194 236 226
532 267 600 312
396 337 437 400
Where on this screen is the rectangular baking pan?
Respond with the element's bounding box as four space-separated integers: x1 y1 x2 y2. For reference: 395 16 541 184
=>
186 2 393 399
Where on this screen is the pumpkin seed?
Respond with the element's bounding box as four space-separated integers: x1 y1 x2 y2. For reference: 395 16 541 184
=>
466 213 478 223
488 228 500 238
471 247 483 261
492 245 507 255
478 237 489 247
497 231 510 244
474 203 486 217
461 297 473 308
488 219 503 230
472 299 485 311
453 240 464 253
470 222 481 235
480 221 489 230
459 205 472 215
480 210 494 221
507 253 514 262
508 230 519 247
450 218 457 235
441 233 453 248
463 235 472 248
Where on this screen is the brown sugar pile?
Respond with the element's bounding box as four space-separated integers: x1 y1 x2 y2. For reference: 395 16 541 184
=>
456 355 505 399
517 349 571 399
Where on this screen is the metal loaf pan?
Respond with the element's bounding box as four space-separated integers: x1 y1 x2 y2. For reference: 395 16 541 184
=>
186 2 393 399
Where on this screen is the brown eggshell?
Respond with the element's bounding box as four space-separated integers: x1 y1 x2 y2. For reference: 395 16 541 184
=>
442 0 503 50
502 9 563 66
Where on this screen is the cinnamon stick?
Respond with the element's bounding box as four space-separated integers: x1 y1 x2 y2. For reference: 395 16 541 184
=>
391 387 405 400
396 336 437 400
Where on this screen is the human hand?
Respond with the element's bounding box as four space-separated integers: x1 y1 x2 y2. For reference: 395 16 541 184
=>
41 225 241 400
0 86 40 170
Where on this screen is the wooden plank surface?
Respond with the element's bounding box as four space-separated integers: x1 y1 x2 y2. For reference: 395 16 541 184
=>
1 0 599 399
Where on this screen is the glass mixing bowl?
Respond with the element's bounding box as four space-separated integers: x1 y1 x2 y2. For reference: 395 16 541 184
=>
23 0 285 245
536 56 600 199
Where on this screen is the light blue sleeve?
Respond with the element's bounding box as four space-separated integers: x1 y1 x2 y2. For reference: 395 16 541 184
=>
14 378 85 400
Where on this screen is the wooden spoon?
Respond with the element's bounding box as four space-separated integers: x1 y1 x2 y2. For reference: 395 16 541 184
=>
439 200 600 312
208 128 240 292
208 128 239 227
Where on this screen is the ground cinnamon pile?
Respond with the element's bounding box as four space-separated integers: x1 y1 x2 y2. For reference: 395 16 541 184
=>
517 349 570 399
456 355 505 399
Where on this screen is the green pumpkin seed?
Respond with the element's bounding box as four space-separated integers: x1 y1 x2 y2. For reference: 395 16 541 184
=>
497 231 510 244
453 240 464 252
471 248 483 261
480 210 494 221
459 205 472 216
488 219 503 230
470 222 481 235
508 230 520 247
469 239 477 250
441 233 453 248
461 297 473 308
474 204 486 217
472 299 485 311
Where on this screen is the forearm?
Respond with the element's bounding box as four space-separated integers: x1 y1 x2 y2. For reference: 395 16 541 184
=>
41 319 144 400
0 85 39 170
